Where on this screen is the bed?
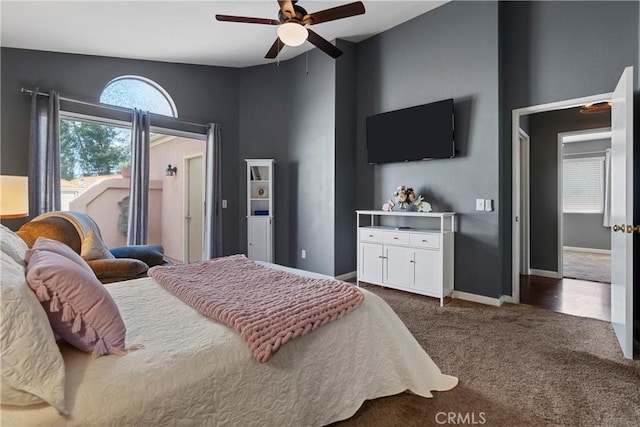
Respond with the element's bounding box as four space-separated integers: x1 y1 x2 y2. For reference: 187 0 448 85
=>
1 251 457 426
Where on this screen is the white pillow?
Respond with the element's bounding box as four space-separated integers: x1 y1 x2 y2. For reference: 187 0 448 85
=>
0 224 29 266
0 253 67 414
81 228 115 261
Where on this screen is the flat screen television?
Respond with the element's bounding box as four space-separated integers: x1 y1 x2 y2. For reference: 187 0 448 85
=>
366 98 455 164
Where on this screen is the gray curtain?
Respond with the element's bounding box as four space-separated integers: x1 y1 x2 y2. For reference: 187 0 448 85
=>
203 123 223 259
28 89 61 217
127 109 150 245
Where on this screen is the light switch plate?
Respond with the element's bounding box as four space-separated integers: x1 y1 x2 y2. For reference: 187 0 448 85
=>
484 199 493 211
476 199 485 211
222 199 228 208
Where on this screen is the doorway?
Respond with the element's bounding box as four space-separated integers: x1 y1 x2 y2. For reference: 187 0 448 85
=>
513 67 635 359
559 128 612 287
512 93 612 303
148 132 205 263
515 105 612 321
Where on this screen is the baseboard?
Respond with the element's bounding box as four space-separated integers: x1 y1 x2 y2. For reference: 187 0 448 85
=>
335 271 357 281
529 269 560 279
500 295 516 304
563 246 611 255
452 291 503 307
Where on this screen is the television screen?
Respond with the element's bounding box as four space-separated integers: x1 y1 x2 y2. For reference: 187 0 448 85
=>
366 98 455 164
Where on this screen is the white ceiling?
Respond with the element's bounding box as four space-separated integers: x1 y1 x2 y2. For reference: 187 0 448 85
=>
0 1 447 68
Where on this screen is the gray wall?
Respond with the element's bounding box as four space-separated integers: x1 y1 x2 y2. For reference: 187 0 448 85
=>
563 137 611 251
529 108 611 271
238 46 352 277
499 0 639 293
288 49 336 276
238 62 291 265
563 214 610 250
0 47 241 255
334 40 357 276
355 1 502 297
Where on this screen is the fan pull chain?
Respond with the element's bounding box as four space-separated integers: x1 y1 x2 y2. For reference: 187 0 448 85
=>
306 51 309 75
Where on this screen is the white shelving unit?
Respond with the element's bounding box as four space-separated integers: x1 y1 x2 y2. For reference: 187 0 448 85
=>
356 210 456 306
246 159 274 262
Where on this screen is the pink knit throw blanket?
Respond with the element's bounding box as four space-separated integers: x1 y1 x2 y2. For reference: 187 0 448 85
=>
148 255 364 362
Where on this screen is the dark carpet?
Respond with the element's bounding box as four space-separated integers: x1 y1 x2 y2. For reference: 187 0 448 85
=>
333 285 640 427
563 249 610 284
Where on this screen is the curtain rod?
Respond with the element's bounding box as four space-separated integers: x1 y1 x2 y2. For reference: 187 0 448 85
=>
19 87 209 129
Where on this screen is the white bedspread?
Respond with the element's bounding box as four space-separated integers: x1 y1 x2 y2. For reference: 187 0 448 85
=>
1 264 457 426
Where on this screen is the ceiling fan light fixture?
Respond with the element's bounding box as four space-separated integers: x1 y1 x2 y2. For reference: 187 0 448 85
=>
277 22 308 46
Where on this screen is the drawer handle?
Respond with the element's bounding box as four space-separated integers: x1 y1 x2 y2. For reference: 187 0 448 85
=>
393 237 399 240
422 239 428 243
369 234 374 237
378 256 387 259
409 260 415 263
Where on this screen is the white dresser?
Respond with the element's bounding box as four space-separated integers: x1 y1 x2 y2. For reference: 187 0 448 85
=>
356 210 455 306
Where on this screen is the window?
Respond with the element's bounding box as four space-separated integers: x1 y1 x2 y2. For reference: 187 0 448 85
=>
563 157 605 213
59 75 205 259
99 76 177 117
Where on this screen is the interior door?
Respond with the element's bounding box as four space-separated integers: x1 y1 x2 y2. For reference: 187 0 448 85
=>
610 66 634 359
186 156 204 263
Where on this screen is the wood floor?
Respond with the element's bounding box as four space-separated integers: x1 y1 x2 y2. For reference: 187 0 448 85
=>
520 275 611 322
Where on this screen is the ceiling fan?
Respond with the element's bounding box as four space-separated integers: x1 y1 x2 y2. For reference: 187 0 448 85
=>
215 1 366 59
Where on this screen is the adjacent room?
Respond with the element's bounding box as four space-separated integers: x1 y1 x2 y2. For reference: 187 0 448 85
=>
1 1 639 426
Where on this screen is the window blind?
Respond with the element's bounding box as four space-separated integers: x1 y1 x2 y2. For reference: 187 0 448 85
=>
563 157 604 213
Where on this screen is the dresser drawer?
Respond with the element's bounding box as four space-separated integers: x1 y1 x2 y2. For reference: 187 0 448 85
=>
410 233 440 250
360 229 384 243
384 231 411 246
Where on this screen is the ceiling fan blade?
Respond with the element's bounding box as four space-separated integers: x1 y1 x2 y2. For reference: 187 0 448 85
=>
215 14 280 25
306 29 343 59
303 1 365 26
265 38 285 59
277 1 296 19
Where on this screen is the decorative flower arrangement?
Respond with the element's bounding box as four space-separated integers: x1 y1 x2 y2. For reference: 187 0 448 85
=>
382 185 432 212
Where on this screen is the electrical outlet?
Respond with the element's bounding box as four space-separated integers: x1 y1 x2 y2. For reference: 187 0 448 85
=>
484 199 493 212
222 199 228 208
475 199 485 211
301 250 306 259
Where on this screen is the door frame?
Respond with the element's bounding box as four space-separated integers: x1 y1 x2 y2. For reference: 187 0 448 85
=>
519 128 531 275
511 93 613 303
183 153 204 263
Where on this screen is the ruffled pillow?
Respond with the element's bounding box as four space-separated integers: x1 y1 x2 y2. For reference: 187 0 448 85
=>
26 237 92 271
0 254 67 413
25 249 126 356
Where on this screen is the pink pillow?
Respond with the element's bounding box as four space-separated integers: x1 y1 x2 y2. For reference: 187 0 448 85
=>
25 249 126 356
26 237 93 273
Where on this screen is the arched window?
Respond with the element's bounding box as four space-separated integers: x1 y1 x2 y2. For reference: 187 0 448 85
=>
100 75 178 117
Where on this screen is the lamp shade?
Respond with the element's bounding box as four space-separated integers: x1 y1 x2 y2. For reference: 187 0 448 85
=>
0 176 29 219
277 22 308 47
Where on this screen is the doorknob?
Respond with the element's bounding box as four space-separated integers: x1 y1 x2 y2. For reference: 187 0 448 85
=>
613 224 625 232
627 225 640 234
